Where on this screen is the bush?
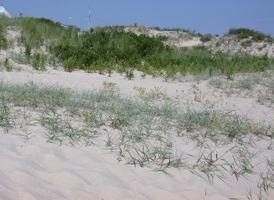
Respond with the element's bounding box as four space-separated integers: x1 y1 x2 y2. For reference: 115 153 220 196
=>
24 43 32 62
200 34 213 42
63 57 76 72
6 18 274 79
228 28 273 42
0 24 7 50
4 58 12 71
32 53 46 70
50 29 166 70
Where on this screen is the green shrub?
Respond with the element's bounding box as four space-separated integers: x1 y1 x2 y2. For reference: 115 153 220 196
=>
150 26 161 31
0 95 10 127
7 18 274 79
50 29 166 71
0 24 7 50
49 56 56 68
32 53 46 70
200 34 213 42
63 57 76 72
228 28 273 42
4 58 12 71
24 43 32 62
125 69 134 80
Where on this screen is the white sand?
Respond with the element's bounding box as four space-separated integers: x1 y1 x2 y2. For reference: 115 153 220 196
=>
1 27 274 199
0 67 274 200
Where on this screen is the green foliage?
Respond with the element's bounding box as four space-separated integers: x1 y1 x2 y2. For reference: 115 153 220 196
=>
125 69 134 80
0 34 8 50
63 57 76 72
24 43 31 62
17 21 271 79
32 53 46 70
49 55 56 68
133 86 164 99
50 29 166 72
228 28 273 42
0 24 7 50
159 27 197 36
2 18 273 79
200 34 213 42
150 26 161 31
0 94 10 127
4 58 12 71
102 81 120 91
106 61 115 77
13 17 65 48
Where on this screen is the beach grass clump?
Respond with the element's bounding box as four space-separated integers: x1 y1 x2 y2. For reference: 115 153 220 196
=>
4 58 13 71
258 157 274 192
0 23 8 50
63 56 76 72
134 86 166 100
237 78 253 90
32 52 47 70
0 93 12 127
102 81 120 92
13 17 65 48
190 146 257 183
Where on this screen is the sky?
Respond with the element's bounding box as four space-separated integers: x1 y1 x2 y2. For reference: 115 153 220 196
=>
2 0 274 36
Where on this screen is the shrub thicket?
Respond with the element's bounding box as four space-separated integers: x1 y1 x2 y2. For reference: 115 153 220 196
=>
2 17 274 78
49 29 168 71
48 27 274 77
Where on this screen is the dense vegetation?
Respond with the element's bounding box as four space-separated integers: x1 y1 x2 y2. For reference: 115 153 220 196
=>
227 28 273 42
1 16 274 79
0 23 7 50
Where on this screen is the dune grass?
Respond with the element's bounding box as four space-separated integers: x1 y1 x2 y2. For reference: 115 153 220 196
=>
0 80 273 187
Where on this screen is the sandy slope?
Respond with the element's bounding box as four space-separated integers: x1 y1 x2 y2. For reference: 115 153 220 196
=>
0 67 274 200
0 27 274 200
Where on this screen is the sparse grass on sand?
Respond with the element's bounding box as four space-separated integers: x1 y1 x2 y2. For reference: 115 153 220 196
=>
1 80 274 197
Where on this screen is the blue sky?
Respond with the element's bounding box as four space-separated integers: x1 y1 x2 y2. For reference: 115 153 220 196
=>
3 0 274 36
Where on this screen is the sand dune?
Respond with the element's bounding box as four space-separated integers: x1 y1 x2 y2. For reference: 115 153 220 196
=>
0 67 274 199
1 26 274 199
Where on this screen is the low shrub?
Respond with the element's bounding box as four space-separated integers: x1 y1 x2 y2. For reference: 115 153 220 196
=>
228 28 273 42
32 53 47 70
63 57 76 72
200 34 213 42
